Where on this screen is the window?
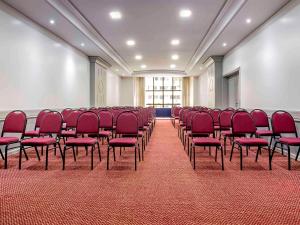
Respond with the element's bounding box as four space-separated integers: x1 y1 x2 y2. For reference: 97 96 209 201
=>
145 77 182 108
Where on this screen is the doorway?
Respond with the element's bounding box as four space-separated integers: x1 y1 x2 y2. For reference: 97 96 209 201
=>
226 72 240 109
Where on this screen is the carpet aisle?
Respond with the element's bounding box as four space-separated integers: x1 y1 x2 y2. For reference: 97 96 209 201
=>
0 120 300 225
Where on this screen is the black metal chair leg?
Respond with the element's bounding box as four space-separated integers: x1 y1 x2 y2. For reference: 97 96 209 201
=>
271 142 278 159
224 137 227 155
34 146 40 161
23 147 29 160
215 146 217 162
138 143 141 161
113 147 116 161
230 142 235 161
0 148 4 160
239 145 243 170
220 146 224 170
91 145 94 170
268 146 272 170
54 143 57 156
97 142 101 161
134 146 137 171
45 145 49 170
295 146 300 161
255 146 260 162
193 146 196 170
72 146 76 162
107 146 110 170
280 143 284 155
19 146 23 170
287 145 291 170
58 143 63 158
4 145 8 169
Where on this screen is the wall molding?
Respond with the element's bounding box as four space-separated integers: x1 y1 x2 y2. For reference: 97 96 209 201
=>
185 0 247 74
132 69 187 76
46 0 131 74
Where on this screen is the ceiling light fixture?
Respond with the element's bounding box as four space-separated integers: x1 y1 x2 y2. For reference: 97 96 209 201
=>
135 55 142 60
246 18 252 24
80 42 85 47
49 19 55 25
171 39 180 46
170 64 176 69
110 11 122 19
141 64 147 69
171 54 179 60
222 42 227 47
179 9 192 18
126 40 135 46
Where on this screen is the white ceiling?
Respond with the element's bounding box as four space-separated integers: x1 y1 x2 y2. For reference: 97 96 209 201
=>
3 0 290 76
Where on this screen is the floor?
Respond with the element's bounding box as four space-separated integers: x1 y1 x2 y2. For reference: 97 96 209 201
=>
0 120 300 225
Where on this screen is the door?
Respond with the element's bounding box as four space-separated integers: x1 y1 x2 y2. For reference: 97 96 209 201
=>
227 73 240 108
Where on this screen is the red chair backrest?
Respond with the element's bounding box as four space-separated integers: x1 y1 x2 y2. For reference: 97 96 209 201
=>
98 110 113 129
61 108 73 122
35 109 51 129
76 111 99 135
174 107 181 117
2 110 27 135
191 111 214 134
186 110 198 130
209 109 221 126
271 111 297 135
232 111 256 135
219 110 234 129
116 111 138 135
250 109 269 128
65 110 82 129
39 111 62 135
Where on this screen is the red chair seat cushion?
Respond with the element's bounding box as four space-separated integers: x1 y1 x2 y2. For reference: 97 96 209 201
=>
24 130 39 137
21 137 56 145
123 131 144 137
221 130 245 137
192 137 221 146
99 130 112 137
235 138 268 146
256 130 273 136
61 130 76 137
0 137 19 145
214 125 220 129
65 138 97 146
279 137 300 146
109 138 137 147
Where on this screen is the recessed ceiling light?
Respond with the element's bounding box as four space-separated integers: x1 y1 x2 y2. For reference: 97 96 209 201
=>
222 42 227 47
171 39 180 46
246 18 252 24
171 54 179 60
49 19 55 25
110 11 122 19
53 43 61 47
126 40 135 46
115 69 119 72
179 9 192 18
141 64 147 69
135 55 142 60
170 64 176 69
80 42 85 47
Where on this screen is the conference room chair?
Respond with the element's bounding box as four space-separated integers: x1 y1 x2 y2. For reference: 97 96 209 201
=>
250 109 273 145
20 111 63 170
24 109 50 138
183 110 198 152
209 108 221 136
63 111 101 170
190 111 224 170
60 110 82 141
271 110 300 170
229 111 271 170
97 109 114 143
0 110 27 169
107 111 140 170
61 108 73 124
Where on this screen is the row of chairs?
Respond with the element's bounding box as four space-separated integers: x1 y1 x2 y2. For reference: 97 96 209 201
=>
0 107 155 170
172 106 300 170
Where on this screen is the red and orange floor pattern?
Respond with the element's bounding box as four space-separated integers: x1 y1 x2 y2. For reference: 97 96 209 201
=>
0 120 300 225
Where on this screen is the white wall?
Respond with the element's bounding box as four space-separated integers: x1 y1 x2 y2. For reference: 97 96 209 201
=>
120 77 135 106
0 2 90 111
106 70 120 106
223 0 300 111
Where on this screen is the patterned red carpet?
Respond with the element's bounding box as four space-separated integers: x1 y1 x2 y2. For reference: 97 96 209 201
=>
0 120 300 225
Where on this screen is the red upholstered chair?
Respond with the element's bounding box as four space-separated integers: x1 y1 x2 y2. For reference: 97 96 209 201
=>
60 110 82 141
184 110 198 151
63 111 101 170
190 111 224 170
107 111 140 170
98 110 114 143
229 111 271 170
271 111 300 170
24 109 50 138
250 109 273 144
20 111 63 170
61 108 73 122
0 111 27 169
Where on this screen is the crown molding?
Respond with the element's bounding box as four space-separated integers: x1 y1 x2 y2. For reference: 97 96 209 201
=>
185 0 247 74
46 0 132 74
88 56 111 69
132 69 187 76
